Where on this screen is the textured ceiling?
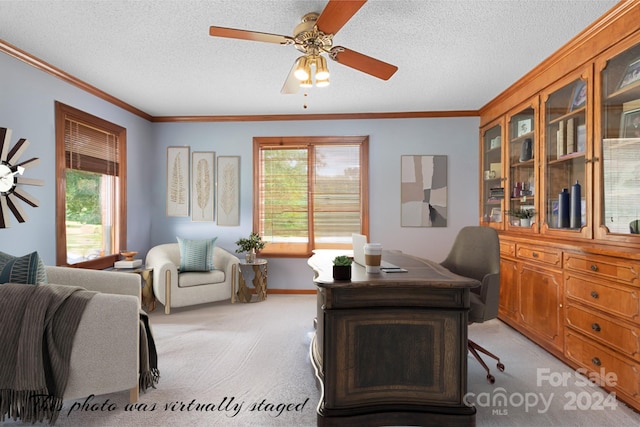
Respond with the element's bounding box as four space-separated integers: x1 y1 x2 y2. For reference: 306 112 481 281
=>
0 0 620 117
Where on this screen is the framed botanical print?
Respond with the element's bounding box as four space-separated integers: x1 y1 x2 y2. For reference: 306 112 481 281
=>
216 156 240 226
191 151 215 222
166 146 190 217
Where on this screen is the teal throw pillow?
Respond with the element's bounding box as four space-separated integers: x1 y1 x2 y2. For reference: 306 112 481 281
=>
177 237 217 272
0 251 48 285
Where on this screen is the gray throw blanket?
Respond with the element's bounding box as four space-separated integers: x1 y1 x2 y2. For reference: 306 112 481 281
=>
0 283 95 424
139 310 160 392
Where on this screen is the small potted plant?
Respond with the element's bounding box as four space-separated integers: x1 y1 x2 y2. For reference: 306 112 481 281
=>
505 208 536 227
333 255 353 281
235 232 266 263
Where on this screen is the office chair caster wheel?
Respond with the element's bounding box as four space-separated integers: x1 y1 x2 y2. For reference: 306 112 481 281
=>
487 374 495 384
497 362 505 372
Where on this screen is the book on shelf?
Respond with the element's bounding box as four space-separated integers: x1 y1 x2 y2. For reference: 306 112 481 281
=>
577 124 586 153
114 259 142 269
566 118 576 153
557 120 565 157
489 187 505 198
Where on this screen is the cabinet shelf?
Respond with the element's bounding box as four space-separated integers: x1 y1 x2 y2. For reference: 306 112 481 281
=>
510 131 534 144
548 151 585 166
606 81 640 104
484 146 502 155
510 159 535 168
548 107 585 126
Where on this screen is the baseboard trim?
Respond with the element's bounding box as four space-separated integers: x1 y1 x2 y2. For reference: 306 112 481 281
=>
267 289 317 295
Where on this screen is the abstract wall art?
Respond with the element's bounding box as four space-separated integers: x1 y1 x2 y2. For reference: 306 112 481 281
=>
401 155 448 227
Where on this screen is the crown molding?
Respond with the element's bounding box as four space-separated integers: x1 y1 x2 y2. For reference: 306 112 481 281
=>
0 39 153 121
150 110 479 123
1 38 477 123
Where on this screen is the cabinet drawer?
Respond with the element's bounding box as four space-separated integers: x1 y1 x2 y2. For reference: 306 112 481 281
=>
565 274 640 322
565 331 640 402
516 244 561 267
565 304 640 360
500 240 516 257
564 252 639 286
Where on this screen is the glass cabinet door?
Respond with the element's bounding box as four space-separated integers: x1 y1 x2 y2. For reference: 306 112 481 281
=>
480 120 505 229
506 101 537 232
595 39 640 243
540 70 592 239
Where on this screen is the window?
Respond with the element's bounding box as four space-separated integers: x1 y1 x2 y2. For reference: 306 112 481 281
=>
55 102 126 268
254 136 368 257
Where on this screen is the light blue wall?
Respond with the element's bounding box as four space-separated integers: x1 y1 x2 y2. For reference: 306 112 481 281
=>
0 52 154 264
1 50 480 290
150 117 480 289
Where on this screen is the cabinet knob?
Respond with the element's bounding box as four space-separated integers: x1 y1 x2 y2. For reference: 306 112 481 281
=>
591 357 602 367
591 323 601 332
590 291 599 299
590 264 598 271
532 252 539 258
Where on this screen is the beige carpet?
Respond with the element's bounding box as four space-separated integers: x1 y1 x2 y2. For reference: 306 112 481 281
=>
2 294 639 426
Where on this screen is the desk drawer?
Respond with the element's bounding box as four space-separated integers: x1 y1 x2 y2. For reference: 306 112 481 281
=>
565 331 640 402
564 252 639 286
565 304 640 360
565 274 640 322
516 244 562 267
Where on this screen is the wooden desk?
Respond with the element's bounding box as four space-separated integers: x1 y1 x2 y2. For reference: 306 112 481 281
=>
308 250 480 427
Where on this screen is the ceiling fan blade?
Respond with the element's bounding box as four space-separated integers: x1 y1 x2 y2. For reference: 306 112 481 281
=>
329 46 398 80
281 62 300 94
316 0 367 35
209 26 294 45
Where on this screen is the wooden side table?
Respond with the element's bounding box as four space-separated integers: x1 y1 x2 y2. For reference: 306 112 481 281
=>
234 259 268 303
107 265 156 312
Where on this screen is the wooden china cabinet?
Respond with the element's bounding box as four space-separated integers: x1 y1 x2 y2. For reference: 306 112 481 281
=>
479 1 640 411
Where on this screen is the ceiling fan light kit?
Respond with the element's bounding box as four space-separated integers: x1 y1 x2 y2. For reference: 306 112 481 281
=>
294 54 330 88
208 0 397 95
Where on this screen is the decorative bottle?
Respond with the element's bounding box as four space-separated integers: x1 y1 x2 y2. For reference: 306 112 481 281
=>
558 188 570 228
570 180 582 229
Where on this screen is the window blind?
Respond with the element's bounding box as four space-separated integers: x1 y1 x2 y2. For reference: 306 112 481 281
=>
255 136 367 255
65 118 119 176
259 147 309 243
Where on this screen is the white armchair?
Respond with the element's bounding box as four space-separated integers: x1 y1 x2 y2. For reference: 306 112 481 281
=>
146 243 240 314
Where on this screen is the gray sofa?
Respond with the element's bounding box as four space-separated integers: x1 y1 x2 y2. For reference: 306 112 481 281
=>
45 266 141 402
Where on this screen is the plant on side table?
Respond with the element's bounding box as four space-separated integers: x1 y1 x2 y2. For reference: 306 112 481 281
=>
333 255 353 281
235 232 266 263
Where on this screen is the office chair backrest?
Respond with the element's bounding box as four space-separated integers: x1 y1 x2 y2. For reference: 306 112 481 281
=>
441 226 500 282
441 226 500 321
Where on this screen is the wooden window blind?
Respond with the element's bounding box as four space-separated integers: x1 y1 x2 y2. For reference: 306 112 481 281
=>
65 118 119 176
254 136 369 257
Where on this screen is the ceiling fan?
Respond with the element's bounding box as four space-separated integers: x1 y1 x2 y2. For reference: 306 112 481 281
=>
209 0 398 94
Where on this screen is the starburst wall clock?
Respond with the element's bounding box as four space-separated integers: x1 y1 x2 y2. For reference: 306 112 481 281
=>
0 127 43 228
